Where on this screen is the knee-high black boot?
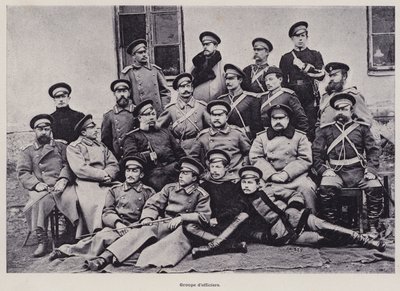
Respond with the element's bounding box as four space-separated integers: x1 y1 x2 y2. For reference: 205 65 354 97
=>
366 187 384 238
318 186 340 225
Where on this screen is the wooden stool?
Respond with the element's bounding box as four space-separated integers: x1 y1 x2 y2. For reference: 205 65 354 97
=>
339 188 364 233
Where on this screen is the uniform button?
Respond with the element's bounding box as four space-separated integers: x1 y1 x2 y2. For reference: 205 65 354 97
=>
137 208 140 210
139 198 142 201
188 200 192 203
42 171 45 174
185 209 189 212
117 129 120 132
119 138 122 140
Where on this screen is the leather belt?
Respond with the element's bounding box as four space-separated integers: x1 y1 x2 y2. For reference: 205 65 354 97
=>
329 157 360 166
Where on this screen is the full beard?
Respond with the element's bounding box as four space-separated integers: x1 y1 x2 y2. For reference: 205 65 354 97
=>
37 136 51 144
117 97 129 108
326 79 345 95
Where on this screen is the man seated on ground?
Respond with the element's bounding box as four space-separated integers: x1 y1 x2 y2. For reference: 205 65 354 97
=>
49 156 155 261
185 149 249 259
313 93 384 238
239 166 385 252
17 114 79 257
84 157 211 271
249 104 317 213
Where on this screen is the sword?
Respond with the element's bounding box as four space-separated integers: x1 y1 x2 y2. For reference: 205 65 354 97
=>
22 186 56 214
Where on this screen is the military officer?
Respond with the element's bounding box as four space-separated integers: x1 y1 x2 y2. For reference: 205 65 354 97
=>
260 66 309 135
249 104 317 213
156 73 210 153
191 31 227 102
49 82 85 143
217 64 263 140
123 100 186 192
17 114 79 257
189 100 251 179
84 157 211 270
101 79 136 160
242 37 273 93
121 39 171 116
312 93 384 238
279 21 325 141
66 114 120 238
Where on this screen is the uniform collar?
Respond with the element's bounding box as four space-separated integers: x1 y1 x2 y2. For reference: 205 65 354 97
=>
267 125 295 139
131 62 151 70
124 182 143 192
79 136 100 146
229 88 244 99
209 125 231 136
293 47 309 52
114 102 135 114
33 139 55 150
335 119 355 128
254 61 269 68
55 106 71 112
177 96 195 109
175 182 198 195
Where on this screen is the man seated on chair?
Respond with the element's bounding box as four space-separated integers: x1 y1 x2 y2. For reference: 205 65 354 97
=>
49 156 155 261
249 104 317 214
312 93 384 238
17 114 79 257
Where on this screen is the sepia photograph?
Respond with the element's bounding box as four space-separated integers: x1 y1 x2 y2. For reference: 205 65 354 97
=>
4 1 397 289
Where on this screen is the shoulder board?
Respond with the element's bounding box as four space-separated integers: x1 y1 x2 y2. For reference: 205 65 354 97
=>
103 109 113 116
69 140 81 147
244 91 259 98
197 128 209 137
344 87 359 95
294 129 307 135
20 144 33 151
152 64 162 70
196 100 207 106
281 88 295 95
121 66 133 74
256 129 267 136
54 139 68 144
165 102 176 109
320 122 336 128
259 91 269 98
230 125 244 132
355 120 371 127
125 128 140 136
142 184 155 191
196 186 209 197
110 183 124 190
217 93 229 99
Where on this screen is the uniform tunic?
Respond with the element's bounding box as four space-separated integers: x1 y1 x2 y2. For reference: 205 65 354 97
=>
242 63 269 93
190 125 251 178
50 106 85 143
123 127 186 191
17 139 79 230
57 182 155 258
66 136 119 238
156 97 210 153
121 63 171 116
249 126 316 212
106 182 211 267
259 88 309 134
101 103 136 160
217 90 263 140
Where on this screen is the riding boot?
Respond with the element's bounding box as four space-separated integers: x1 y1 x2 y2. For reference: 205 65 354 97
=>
209 212 249 248
183 223 217 244
33 227 50 257
318 220 386 252
191 241 247 259
318 186 340 225
366 187 384 239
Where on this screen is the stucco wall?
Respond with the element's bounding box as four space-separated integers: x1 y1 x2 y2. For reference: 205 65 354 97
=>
183 6 394 106
7 6 118 132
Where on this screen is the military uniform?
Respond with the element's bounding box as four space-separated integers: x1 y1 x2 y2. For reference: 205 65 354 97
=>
259 88 309 134
121 63 171 116
50 106 84 143
190 125 251 179
217 91 263 140
56 182 155 258
101 103 136 160
106 182 211 267
17 139 79 231
242 63 269 93
66 136 120 238
123 128 186 191
249 126 316 213
156 97 209 153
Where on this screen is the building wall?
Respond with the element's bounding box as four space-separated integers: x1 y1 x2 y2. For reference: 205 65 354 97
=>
7 6 118 132
183 6 394 106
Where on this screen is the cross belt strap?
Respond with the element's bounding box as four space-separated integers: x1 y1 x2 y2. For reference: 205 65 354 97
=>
228 93 249 131
329 157 361 166
260 90 284 111
251 67 267 83
327 123 360 154
171 106 200 132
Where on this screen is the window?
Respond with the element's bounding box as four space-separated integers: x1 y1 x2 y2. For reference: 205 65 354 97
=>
367 6 395 75
114 5 184 80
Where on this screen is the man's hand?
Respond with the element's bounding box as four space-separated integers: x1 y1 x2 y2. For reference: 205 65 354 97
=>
168 216 182 231
53 178 68 193
270 172 289 183
115 222 129 236
140 218 153 226
35 182 49 192
364 172 376 180
209 218 218 227
102 175 112 183
322 169 337 177
293 57 305 70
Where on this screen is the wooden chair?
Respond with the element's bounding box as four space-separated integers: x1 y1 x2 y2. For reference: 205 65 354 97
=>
339 188 364 233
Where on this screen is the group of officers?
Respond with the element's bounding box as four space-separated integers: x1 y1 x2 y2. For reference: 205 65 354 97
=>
16 21 387 269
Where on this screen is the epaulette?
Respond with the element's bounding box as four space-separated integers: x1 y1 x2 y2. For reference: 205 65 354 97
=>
355 120 371 127
125 128 140 136
20 144 33 151
320 121 335 128
197 128 209 137
69 139 81 147
121 65 133 74
152 64 162 70
230 124 243 131
217 93 229 99
165 102 176 109
196 186 209 197
110 183 124 190
54 139 68 144
197 100 207 106
256 129 267 136
295 129 307 135
281 87 296 95
244 91 260 98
